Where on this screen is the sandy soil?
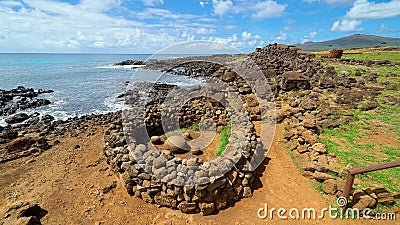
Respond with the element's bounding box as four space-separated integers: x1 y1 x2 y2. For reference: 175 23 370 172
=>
0 124 396 224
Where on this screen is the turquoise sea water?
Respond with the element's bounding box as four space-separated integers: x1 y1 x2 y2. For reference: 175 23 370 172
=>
0 53 203 124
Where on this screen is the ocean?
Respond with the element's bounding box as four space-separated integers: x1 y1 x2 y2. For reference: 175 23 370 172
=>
0 53 204 125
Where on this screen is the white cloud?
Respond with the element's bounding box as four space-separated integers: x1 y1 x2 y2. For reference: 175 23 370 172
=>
208 31 263 50
141 0 164 6
211 0 286 18
199 0 210 7
0 1 23 7
309 31 317 38
241 31 252 41
181 30 196 41
269 31 287 43
325 0 355 4
67 40 80 48
303 0 356 4
212 0 233 16
251 0 286 19
79 0 122 12
283 26 292 31
137 8 198 20
284 18 295 24
241 31 261 46
301 31 318 43
330 20 363 32
276 32 286 41
0 0 213 52
197 28 215 34
345 0 400 20
0 0 267 53
377 24 399 34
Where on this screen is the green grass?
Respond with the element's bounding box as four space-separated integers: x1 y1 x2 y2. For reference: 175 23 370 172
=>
185 123 201 131
181 120 209 133
342 52 400 62
284 146 299 167
319 59 400 193
316 55 400 213
373 200 400 215
322 60 400 82
382 146 400 158
307 180 324 195
166 123 200 136
320 105 400 193
216 121 231 157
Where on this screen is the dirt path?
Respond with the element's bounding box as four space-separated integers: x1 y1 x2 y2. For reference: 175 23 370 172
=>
0 125 394 224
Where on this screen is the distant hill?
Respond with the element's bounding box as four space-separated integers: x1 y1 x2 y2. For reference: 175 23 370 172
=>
296 34 400 51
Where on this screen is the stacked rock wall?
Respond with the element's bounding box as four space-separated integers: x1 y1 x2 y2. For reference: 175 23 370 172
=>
104 82 263 215
249 44 323 78
277 65 400 211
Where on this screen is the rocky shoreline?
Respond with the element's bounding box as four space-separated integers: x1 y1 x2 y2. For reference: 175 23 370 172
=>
0 109 120 163
0 86 53 117
1 44 399 219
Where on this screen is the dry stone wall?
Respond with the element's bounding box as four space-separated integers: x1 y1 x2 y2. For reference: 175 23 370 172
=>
104 82 263 215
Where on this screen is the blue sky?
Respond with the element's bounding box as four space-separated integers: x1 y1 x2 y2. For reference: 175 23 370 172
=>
0 0 399 53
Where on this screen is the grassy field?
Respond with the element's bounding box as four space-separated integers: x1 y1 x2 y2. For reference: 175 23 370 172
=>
319 57 400 210
324 57 400 82
311 47 400 62
319 104 400 193
342 52 400 62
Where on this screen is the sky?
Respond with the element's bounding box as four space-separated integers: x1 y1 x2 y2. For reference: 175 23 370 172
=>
0 0 399 53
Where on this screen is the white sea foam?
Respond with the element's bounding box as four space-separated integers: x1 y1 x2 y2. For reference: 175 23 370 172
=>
96 65 146 69
103 96 130 112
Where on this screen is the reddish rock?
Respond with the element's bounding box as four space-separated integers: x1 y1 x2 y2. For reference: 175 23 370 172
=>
329 49 343 59
313 171 334 181
292 150 311 168
178 201 199 213
336 179 346 192
352 195 377 211
301 130 318 145
302 171 314 179
281 72 310 90
322 179 337 195
199 202 215 216
312 143 327 154
154 193 178 208
377 192 395 205
297 145 309 154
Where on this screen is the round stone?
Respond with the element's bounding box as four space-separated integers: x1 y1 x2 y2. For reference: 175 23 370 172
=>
164 135 190 153
191 147 203 155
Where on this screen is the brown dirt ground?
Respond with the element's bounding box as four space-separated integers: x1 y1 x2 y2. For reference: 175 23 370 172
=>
358 120 399 150
0 124 396 224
